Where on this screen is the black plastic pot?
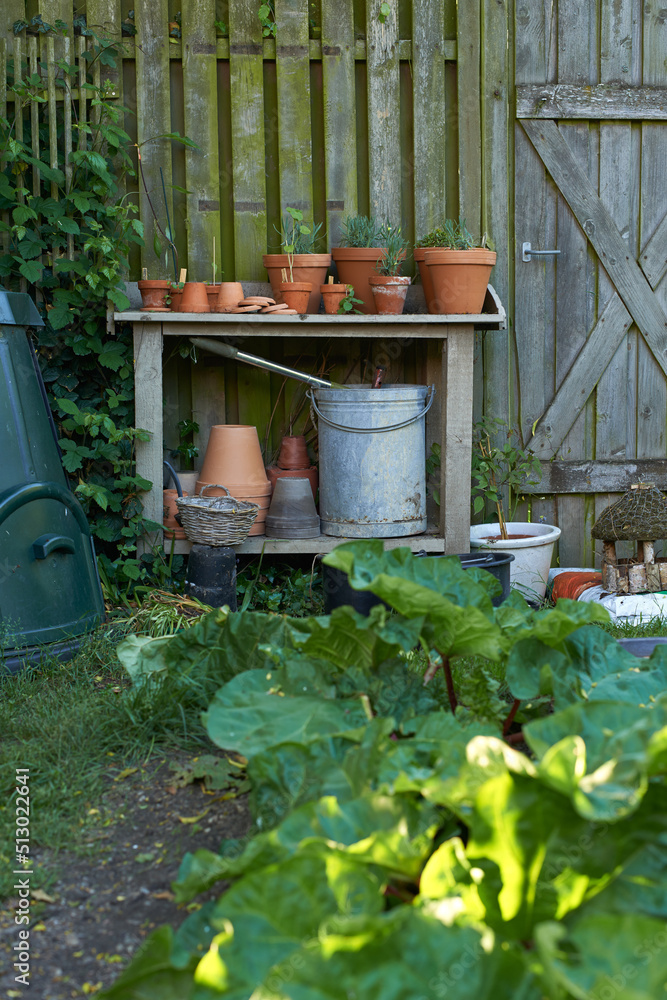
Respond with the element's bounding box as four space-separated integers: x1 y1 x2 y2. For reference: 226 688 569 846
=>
322 550 515 615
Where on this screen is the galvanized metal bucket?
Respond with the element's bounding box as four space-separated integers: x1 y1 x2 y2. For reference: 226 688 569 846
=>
309 384 434 537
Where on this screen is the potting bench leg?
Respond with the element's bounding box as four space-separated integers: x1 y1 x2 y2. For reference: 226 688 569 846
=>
133 322 164 548
441 324 474 554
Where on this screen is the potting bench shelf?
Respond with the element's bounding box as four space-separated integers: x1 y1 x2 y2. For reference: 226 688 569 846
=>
116 288 505 556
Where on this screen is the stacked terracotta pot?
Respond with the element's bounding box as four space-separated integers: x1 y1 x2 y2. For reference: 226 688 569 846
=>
195 425 272 536
266 435 318 500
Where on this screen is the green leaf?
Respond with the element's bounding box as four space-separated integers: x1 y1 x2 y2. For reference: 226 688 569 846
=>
18 259 43 283
204 669 370 757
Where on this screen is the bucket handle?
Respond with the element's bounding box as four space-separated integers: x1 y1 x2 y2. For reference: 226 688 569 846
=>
307 386 435 434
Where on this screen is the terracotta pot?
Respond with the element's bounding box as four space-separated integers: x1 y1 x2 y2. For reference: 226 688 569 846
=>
278 434 310 469
267 465 318 500
279 281 312 313
413 247 441 314
320 283 348 315
138 279 170 311
168 287 184 311
198 425 271 494
369 275 411 315
263 253 331 313
177 282 211 313
206 284 222 310
424 249 497 314
163 488 187 540
215 281 244 311
331 247 405 314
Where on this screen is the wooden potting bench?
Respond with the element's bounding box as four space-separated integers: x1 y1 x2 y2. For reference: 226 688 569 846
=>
116 289 505 555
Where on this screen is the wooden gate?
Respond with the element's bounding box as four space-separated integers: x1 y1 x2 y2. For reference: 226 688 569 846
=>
513 0 667 567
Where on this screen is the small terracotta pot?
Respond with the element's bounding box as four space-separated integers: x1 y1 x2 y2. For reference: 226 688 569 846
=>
177 282 211 313
279 281 312 313
168 287 184 311
205 284 222 310
413 248 441 314
331 247 405 314
215 281 244 311
198 424 270 494
138 279 170 311
263 253 331 313
320 283 348 315
163 488 187 539
278 434 310 469
424 249 496 314
267 465 318 500
369 275 411 315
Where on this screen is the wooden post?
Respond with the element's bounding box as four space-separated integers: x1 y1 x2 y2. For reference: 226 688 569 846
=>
133 322 165 545
442 325 475 553
412 0 446 240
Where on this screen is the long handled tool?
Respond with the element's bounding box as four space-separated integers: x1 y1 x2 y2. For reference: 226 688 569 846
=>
189 337 349 389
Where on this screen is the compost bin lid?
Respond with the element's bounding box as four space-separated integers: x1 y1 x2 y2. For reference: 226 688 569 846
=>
591 483 667 540
0 290 44 327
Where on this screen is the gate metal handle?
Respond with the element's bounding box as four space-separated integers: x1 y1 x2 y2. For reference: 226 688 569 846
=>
32 533 76 559
522 242 561 262
307 386 435 434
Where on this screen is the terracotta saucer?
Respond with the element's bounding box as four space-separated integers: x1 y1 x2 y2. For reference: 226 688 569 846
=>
262 304 290 313
280 309 299 314
240 296 275 306
229 304 261 313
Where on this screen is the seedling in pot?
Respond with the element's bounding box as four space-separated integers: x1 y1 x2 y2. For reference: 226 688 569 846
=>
337 285 364 314
375 226 409 276
278 207 322 281
471 416 541 539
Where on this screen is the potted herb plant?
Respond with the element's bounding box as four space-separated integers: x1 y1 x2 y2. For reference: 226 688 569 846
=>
331 215 396 314
470 415 560 601
263 207 330 313
423 218 496 314
369 227 411 314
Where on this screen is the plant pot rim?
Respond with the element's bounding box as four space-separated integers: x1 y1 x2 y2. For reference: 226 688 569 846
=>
320 283 348 292
279 281 312 291
332 246 388 258
138 278 170 287
369 275 411 285
470 521 561 548
263 253 332 265
424 249 497 265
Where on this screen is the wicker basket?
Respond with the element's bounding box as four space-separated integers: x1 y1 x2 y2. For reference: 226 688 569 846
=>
175 484 259 546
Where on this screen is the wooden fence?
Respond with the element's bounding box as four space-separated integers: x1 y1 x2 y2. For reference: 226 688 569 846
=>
2 0 512 489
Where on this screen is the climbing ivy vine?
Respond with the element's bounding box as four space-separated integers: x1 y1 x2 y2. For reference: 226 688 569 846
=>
0 20 179 594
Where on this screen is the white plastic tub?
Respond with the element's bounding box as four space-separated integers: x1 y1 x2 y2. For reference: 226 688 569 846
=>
470 521 561 601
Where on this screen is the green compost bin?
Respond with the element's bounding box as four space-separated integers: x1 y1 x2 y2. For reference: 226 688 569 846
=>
0 291 104 673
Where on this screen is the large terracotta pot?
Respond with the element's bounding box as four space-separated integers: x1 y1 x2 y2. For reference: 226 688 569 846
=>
198 425 270 495
413 247 441 314
369 275 410 315
424 249 496 314
138 279 170 311
263 253 331 313
332 247 406 314
279 281 312 313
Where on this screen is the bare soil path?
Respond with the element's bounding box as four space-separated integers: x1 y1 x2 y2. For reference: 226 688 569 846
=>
0 755 251 999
